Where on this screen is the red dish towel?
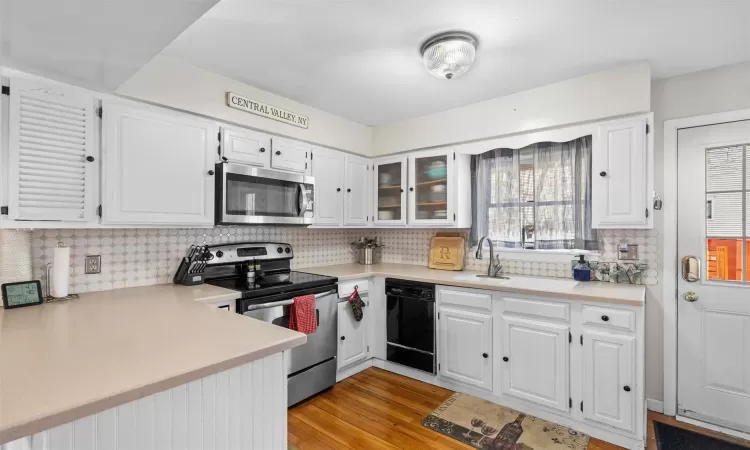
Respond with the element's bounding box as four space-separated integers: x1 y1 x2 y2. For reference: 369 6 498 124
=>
289 294 317 334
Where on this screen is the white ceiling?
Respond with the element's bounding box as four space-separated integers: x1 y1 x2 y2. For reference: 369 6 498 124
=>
163 0 750 126
0 0 220 91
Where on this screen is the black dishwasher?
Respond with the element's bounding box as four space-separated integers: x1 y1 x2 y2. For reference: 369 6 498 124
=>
385 278 436 374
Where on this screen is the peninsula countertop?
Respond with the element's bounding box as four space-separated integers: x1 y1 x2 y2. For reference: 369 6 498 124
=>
0 284 306 444
300 263 646 305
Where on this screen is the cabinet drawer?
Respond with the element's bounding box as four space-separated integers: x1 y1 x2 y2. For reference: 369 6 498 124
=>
502 296 569 321
338 279 369 298
438 287 492 312
582 305 635 331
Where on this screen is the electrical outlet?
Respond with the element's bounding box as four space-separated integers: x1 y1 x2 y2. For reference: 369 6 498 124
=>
85 255 101 274
617 244 639 261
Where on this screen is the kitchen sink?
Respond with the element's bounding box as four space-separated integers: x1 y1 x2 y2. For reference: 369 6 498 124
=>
452 273 511 284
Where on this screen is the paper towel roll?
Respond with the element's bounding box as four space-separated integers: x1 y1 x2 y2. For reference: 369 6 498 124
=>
0 230 32 285
51 244 70 298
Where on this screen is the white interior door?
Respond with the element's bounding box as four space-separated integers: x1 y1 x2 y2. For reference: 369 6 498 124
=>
677 120 750 432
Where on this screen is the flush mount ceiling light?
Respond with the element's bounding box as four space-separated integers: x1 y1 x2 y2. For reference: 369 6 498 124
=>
420 31 478 80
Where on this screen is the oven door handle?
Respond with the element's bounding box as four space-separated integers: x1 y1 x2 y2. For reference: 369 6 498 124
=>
244 289 336 312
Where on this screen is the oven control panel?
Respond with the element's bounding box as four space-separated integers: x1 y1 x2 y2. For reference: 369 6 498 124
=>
206 242 293 265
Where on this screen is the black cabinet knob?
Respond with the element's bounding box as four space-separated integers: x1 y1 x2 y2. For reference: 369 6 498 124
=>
340 336 345 341
275 151 281 155
260 148 266 153
409 187 414 192
482 353 489 359
601 315 609 322
623 386 631 392
347 188 352 193
400 189 404 193
502 356 509 362
336 188 341 192
215 250 224 258
86 156 95 162
207 170 215 176
599 171 607 177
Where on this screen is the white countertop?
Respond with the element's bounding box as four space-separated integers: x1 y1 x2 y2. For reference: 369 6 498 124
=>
301 263 646 305
0 284 306 444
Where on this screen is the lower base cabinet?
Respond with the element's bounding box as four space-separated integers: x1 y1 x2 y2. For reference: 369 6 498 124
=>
499 315 570 412
337 301 368 370
582 329 636 432
438 307 493 390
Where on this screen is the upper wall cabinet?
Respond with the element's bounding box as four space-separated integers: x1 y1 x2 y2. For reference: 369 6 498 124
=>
592 117 653 229
221 126 270 167
373 155 407 226
312 147 345 226
271 137 310 174
407 149 472 228
344 154 371 226
6 78 98 222
101 101 217 226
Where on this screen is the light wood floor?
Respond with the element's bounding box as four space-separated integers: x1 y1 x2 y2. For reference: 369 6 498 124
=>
289 367 750 450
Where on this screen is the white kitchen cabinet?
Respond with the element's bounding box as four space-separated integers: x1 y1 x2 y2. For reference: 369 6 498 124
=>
500 315 569 412
271 137 310 174
5 77 98 223
220 126 270 167
312 147 345 225
101 101 217 226
337 300 368 370
438 307 493 390
592 117 652 229
408 149 454 226
343 154 371 226
582 329 636 432
373 155 408 226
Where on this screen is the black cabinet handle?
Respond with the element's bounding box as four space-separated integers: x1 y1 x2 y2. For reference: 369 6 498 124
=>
86 156 95 162
336 188 341 192
601 315 609 322
599 171 607 177
260 148 266 153
275 151 281 155
207 170 215 176
409 187 414 192
502 356 509 362
340 336 345 341
482 353 488 359
623 386 631 392
347 188 352 193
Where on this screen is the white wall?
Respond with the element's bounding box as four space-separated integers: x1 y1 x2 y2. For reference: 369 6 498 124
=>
646 61 750 404
372 62 651 155
116 56 373 156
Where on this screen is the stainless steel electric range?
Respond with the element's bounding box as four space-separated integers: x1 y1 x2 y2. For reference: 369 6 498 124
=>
201 242 338 406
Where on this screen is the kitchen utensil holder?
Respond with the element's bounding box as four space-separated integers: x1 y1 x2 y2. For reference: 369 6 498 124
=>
173 258 206 286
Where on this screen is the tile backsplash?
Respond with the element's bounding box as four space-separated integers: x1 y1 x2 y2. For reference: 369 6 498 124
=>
0 225 658 296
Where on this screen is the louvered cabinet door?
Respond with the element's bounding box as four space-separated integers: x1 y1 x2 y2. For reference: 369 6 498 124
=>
7 78 97 222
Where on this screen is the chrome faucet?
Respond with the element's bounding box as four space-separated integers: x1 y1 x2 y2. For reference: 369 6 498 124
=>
475 236 503 277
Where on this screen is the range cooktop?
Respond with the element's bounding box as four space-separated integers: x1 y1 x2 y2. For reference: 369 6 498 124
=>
206 271 338 300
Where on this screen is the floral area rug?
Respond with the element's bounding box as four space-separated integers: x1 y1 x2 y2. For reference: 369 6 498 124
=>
422 392 589 449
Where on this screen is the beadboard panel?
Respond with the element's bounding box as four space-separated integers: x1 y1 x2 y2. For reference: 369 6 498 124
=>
1 353 287 450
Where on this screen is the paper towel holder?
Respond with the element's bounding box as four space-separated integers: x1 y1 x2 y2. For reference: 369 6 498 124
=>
45 260 79 302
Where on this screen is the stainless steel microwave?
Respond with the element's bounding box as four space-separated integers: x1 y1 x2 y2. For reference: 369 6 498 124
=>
215 163 314 225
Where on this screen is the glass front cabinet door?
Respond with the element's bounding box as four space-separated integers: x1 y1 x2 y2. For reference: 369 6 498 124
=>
373 156 408 226
408 149 455 225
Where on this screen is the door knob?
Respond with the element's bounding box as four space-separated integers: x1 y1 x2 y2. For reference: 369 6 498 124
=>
683 291 698 302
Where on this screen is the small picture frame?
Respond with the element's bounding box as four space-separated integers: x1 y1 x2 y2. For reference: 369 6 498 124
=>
2 280 44 309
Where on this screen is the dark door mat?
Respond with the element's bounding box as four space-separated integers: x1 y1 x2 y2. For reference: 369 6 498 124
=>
654 421 750 450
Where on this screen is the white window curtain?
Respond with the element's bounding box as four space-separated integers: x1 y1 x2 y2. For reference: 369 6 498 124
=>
470 136 598 250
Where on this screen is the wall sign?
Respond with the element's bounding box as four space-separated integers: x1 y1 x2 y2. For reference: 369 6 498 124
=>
226 92 309 129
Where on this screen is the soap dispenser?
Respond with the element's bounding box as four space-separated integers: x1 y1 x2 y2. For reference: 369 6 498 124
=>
573 255 592 282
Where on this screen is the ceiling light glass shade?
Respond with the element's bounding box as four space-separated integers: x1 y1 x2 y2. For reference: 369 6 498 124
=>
421 32 478 80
